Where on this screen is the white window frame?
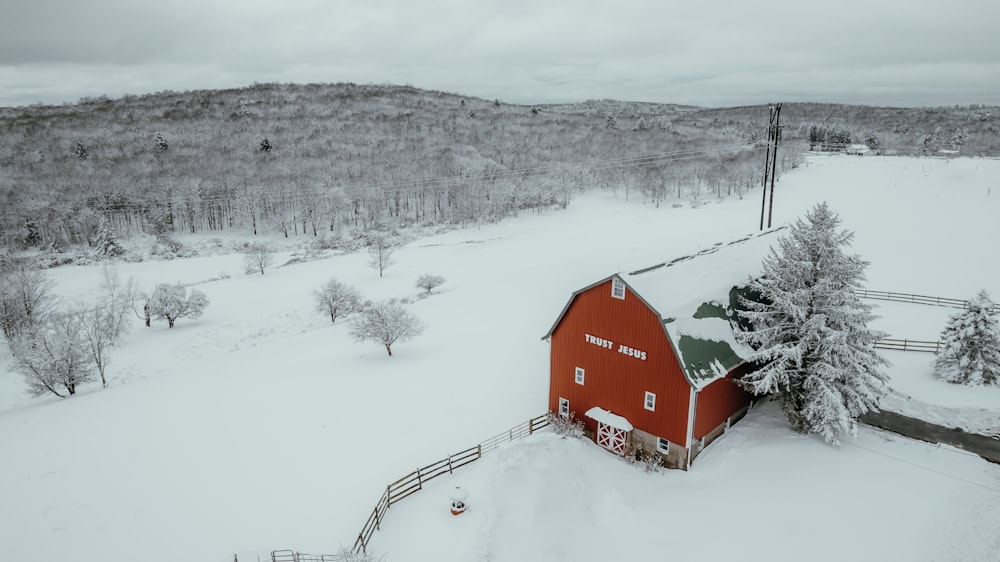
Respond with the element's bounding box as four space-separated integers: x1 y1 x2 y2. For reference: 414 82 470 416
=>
575 367 585 385
558 397 570 418
644 391 656 411
611 277 626 300
656 437 671 455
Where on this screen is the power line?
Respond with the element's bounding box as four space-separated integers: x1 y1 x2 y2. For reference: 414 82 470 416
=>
844 439 1000 494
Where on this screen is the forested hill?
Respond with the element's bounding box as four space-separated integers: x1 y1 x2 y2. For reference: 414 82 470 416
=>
0 82 996 253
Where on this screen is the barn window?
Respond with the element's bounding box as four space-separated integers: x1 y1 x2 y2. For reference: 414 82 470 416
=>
558 397 570 418
611 277 626 300
644 391 656 411
575 367 585 385
656 438 671 454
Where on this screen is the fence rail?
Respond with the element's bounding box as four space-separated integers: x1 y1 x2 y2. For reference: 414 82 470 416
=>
856 289 1000 312
874 338 941 353
269 551 339 562
351 413 549 555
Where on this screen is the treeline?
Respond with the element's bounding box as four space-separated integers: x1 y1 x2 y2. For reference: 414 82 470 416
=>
0 82 994 252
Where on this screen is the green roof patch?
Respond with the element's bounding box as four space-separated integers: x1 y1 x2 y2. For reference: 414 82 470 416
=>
676 335 743 382
692 301 727 320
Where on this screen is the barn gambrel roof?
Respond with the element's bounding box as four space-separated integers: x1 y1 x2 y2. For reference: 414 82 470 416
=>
544 228 785 389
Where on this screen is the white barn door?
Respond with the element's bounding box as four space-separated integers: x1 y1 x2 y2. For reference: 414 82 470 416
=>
596 421 628 455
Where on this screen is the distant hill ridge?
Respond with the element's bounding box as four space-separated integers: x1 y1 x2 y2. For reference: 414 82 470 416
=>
0 82 996 252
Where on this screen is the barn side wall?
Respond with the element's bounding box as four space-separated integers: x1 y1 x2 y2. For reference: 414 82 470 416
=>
688 399 755 465
693 365 755 439
630 427 689 470
549 279 692 445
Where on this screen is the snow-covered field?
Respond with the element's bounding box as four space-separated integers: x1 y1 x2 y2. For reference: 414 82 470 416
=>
1 154 999 561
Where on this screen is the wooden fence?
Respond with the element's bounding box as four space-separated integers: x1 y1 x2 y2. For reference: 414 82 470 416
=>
856 289 1000 312
874 338 941 353
269 551 338 562
352 413 550 555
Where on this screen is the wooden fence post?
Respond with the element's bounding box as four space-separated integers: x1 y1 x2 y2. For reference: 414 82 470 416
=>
416 467 422 490
529 417 535 434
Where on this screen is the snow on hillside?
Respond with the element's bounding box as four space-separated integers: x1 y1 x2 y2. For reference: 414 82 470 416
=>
1 154 999 562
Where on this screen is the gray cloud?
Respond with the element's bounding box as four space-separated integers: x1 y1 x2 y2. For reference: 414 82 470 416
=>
1 0 998 107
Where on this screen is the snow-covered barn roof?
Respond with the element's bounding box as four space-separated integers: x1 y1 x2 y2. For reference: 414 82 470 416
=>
544 228 784 390
623 229 784 388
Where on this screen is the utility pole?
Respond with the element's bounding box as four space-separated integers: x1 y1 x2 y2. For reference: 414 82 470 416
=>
759 103 783 230
766 103 782 228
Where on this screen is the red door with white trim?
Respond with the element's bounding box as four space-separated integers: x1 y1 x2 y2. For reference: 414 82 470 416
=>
596 422 628 455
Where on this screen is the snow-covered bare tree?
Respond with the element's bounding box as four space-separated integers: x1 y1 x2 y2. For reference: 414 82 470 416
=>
367 231 397 278
349 300 424 356
10 314 94 397
0 267 55 341
415 274 445 295
737 202 890 444
146 284 209 328
133 291 153 327
313 278 363 323
933 290 1000 386
243 243 274 275
76 266 135 387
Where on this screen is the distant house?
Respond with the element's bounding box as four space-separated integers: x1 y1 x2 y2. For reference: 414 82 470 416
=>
543 230 782 469
846 144 871 156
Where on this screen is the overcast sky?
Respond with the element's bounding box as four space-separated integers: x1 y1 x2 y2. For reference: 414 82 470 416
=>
2 0 998 108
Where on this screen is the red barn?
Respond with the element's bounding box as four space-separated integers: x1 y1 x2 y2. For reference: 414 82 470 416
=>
543 230 782 469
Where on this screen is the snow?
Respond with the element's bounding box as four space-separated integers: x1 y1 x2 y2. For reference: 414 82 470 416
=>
1 154 999 561
583 407 634 431
376 400 1000 562
624 228 784 322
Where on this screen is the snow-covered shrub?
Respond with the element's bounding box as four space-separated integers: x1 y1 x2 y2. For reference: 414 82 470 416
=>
625 443 664 474
331 546 386 562
150 234 195 259
933 290 1000 386
548 412 585 439
307 235 345 253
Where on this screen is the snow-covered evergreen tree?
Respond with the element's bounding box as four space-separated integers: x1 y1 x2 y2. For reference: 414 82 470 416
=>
933 290 1000 386
94 217 123 256
154 132 169 154
737 202 890 444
